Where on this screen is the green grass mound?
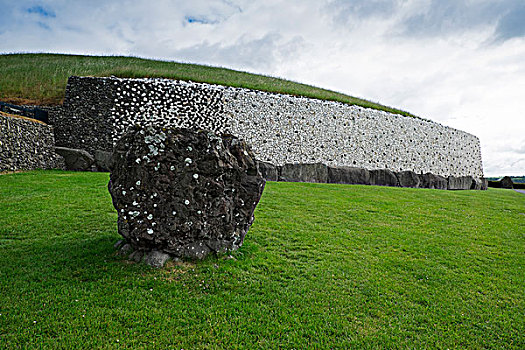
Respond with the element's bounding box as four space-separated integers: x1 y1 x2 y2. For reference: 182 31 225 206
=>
0 171 523 348
0 53 414 117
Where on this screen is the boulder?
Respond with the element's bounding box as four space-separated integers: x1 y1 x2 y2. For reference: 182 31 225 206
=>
327 166 370 185
369 169 399 187
500 176 514 189
257 161 279 181
480 178 488 191
470 177 483 190
94 150 113 172
395 170 420 188
55 146 95 171
448 176 474 190
108 125 265 264
419 173 448 190
279 163 328 183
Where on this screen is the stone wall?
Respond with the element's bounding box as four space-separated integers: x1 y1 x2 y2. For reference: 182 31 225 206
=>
53 76 484 178
0 114 62 172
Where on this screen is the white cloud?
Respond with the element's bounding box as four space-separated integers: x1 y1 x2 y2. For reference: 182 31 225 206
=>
1 0 524 176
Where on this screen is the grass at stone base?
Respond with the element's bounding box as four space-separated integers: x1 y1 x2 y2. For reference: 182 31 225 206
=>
0 171 523 349
0 53 415 118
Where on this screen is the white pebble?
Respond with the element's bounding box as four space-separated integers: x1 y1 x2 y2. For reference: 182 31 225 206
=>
193 174 199 179
184 200 190 205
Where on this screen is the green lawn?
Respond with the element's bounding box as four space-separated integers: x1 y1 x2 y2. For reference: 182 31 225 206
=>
0 171 523 349
0 53 415 118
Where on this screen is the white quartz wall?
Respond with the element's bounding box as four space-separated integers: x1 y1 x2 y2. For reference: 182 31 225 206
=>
77 77 482 178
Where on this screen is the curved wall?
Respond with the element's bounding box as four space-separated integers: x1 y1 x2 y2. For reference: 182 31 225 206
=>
56 76 483 178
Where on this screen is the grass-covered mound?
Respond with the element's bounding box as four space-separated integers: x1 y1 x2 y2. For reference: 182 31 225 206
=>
0 171 523 348
0 53 414 117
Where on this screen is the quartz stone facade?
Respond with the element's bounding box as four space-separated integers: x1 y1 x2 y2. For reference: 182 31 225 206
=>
54 76 484 178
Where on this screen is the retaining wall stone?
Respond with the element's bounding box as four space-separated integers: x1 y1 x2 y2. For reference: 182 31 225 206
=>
0 115 63 172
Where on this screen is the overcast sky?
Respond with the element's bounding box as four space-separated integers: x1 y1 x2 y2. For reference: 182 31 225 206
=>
1 0 524 176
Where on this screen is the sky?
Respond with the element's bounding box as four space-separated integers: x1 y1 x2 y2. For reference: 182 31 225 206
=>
1 0 524 176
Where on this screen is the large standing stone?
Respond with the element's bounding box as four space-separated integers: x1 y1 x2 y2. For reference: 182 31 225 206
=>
279 163 328 183
108 125 265 263
327 166 371 185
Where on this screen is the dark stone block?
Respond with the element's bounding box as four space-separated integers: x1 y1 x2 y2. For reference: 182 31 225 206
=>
94 150 113 172
396 170 420 188
108 126 265 262
327 166 370 185
370 169 399 187
279 163 328 183
500 176 514 189
257 161 279 181
55 146 95 171
419 173 448 190
448 176 473 190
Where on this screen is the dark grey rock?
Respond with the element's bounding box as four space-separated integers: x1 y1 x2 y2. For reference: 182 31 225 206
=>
370 169 399 187
55 146 95 171
113 239 124 249
419 173 448 190
395 170 420 188
257 161 279 181
500 176 514 189
279 163 328 183
327 166 370 185
118 243 133 256
128 250 144 263
481 178 488 191
108 125 265 260
448 176 474 190
471 177 482 190
144 250 171 268
94 150 113 172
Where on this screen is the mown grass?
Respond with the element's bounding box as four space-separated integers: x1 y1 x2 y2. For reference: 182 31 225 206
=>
0 53 415 117
0 171 524 349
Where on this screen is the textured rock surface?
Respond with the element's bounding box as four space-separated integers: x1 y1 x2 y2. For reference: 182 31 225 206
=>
56 76 484 179
448 176 474 190
94 150 113 172
0 115 63 172
279 163 328 183
395 170 420 188
257 160 279 181
327 166 370 185
500 176 514 189
55 146 95 171
370 169 399 187
108 125 265 262
420 173 448 190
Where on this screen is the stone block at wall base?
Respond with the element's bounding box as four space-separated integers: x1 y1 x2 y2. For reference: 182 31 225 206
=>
419 173 448 190
327 166 370 185
94 150 113 172
370 169 399 187
395 170 420 188
257 161 279 181
448 176 474 190
279 163 328 183
481 178 488 190
55 146 95 171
